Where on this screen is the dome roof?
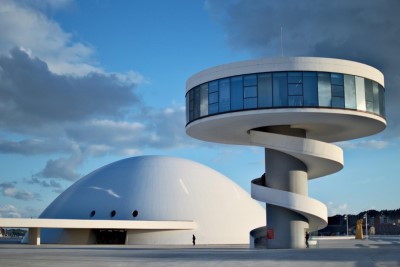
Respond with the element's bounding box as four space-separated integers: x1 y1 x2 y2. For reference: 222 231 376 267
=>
40 156 265 244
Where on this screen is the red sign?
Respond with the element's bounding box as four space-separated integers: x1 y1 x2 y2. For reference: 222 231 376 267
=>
267 228 274 240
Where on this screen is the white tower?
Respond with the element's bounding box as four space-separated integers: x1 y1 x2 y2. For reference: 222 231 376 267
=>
185 57 386 249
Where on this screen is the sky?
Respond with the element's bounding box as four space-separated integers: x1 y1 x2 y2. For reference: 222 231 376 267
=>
0 0 399 218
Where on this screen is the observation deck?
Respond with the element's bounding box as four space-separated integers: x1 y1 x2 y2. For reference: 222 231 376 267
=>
185 57 386 249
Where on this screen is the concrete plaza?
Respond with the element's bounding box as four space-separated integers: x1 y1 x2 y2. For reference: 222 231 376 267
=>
0 236 399 267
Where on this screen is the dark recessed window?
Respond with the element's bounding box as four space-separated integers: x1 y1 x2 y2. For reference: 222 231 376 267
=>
132 210 139 218
110 210 116 217
90 210 95 217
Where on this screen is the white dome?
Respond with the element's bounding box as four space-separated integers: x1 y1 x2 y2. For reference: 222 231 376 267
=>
40 156 265 244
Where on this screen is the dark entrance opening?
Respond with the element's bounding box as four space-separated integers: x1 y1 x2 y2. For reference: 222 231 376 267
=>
95 229 126 244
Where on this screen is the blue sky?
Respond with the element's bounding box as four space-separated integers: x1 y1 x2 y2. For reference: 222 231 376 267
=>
0 0 399 218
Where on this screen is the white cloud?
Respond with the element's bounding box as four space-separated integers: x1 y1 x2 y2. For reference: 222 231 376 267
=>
34 153 84 181
65 107 192 155
326 201 348 216
0 182 40 201
163 108 175 115
0 203 41 218
0 0 145 82
16 0 74 11
337 140 389 150
0 138 73 155
19 105 192 184
0 0 94 75
65 119 146 155
114 70 148 85
120 148 141 157
0 48 141 133
27 177 63 190
0 204 22 218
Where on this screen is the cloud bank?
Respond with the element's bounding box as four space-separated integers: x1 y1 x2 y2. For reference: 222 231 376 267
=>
0 48 140 132
206 0 400 137
0 0 191 197
0 182 40 201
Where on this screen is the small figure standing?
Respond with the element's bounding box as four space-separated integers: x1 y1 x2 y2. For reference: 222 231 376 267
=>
305 231 310 248
192 234 196 246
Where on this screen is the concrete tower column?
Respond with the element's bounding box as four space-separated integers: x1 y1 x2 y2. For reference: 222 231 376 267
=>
263 126 308 248
264 149 308 248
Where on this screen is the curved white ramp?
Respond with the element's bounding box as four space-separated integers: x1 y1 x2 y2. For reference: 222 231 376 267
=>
249 129 344 235
251 178 327 231
249 130 343 179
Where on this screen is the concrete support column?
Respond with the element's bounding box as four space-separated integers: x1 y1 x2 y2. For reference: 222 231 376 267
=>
263 126 309 249
28 228 41 245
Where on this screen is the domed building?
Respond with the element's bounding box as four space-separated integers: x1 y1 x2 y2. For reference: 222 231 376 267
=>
38 156 265 245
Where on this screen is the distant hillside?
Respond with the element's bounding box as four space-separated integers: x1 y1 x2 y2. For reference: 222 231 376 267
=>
318 208 400 236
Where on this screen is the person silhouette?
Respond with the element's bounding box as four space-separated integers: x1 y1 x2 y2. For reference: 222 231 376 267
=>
192 234 196 246
305 232 310 248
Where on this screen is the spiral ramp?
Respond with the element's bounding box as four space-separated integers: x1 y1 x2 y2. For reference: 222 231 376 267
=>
249 129 344 248
249 130 344 180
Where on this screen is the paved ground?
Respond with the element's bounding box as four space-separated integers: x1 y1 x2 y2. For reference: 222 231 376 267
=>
0 236 399 267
